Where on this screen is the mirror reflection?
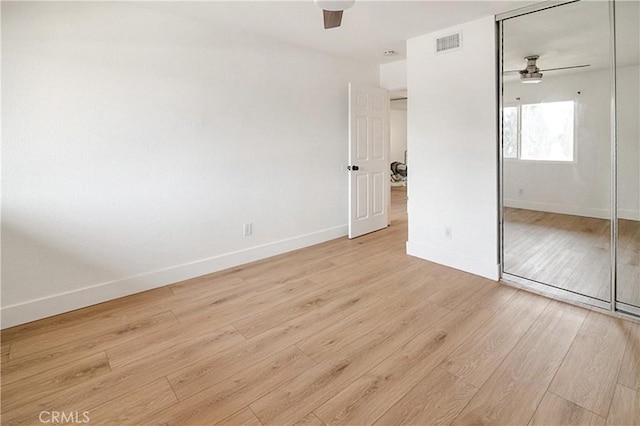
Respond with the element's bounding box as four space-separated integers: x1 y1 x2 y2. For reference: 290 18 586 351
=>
615 0 640 311
501 0 614 302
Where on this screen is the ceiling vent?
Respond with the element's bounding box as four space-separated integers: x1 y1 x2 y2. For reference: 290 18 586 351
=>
435 32 462 54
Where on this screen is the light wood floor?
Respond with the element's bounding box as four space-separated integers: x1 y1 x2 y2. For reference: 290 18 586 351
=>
2 187 639 425
504 208 640 306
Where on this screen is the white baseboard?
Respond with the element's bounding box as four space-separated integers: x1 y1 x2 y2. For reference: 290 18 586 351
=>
406 241 500 281
1 225 348 329
504 199 640 221
620 210 640 221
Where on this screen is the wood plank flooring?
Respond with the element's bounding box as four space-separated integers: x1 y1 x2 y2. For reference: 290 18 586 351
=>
1 187 639 425
504 207 640 306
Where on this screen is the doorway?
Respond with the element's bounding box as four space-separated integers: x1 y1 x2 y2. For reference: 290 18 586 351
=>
390 94 408 188
498 0 640 317
390 92 408 227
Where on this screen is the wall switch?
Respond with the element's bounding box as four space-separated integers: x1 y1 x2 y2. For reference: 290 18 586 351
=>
243 223 253 236
445 226 452 239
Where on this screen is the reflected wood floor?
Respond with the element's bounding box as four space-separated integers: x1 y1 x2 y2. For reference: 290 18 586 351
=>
504 207 640 306
2 187 639 425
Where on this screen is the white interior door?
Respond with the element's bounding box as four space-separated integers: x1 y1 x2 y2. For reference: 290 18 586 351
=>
348 83 390 239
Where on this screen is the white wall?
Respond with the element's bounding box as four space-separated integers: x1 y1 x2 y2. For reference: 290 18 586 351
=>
503 66 640 220
617 65 640 220
380 59 407 91
615 1 640 223
390 103 407 164
382 60 408 168
406 16 499 280
1 2 378 327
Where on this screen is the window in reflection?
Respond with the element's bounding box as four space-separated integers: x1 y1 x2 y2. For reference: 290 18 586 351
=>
503 101 575 162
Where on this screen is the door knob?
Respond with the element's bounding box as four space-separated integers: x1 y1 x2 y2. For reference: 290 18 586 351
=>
347 165 360 171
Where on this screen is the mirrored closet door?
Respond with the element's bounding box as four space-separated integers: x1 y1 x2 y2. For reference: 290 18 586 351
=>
499 0 640 316
615 0 640 315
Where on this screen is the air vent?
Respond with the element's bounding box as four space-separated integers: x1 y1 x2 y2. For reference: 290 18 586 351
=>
435 32 462 53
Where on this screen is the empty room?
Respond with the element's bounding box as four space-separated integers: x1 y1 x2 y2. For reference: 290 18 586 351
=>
1 1 639 425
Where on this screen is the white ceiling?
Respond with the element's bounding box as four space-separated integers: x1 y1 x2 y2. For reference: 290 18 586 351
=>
135 0 539 64
502 0 639 79
132 0 638 84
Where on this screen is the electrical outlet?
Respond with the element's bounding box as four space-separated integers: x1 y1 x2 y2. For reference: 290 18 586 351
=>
243 223 253 236
445 226 452 239
518 188 525 196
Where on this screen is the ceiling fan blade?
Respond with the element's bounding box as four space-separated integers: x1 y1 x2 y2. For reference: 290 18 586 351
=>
503 64 591 75
541 64 591 72
323 9 343 29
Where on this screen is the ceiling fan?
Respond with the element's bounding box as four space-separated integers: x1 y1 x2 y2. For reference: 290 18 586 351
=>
504 55 591 83
314 0 355 29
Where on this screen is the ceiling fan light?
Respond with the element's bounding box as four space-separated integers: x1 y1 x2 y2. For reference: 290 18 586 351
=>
314 0 355 12
520 72 543 84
